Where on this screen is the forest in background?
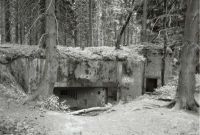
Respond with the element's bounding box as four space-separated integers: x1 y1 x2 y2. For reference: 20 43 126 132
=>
0 0 199 134
0 0 195 48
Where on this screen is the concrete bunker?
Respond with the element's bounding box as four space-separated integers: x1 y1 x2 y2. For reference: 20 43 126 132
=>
0 45 145 109
140 44 173 92
0 44 174 109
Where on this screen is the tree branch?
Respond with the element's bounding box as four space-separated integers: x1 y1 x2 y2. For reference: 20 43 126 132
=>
115 0 136 49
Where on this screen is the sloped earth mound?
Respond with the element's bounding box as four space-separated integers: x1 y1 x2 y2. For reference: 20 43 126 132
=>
0 84 45 135
148 74 200 104
0 61 26 101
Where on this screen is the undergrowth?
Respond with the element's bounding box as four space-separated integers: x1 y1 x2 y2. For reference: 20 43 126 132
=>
38 95 70 112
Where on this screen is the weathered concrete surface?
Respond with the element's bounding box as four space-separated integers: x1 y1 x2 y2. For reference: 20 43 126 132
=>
144 54 173 86
0 44 146 108
120 60 145 101
9 58 45 93
0 44 175 108
54 87 106 109
55 59 119 87
0 63 24 96
0 64 17 86
141 44 173 90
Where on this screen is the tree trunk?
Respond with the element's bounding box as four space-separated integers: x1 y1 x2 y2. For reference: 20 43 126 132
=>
15 0 19 44
88 0 93 47
40 0 58 97
5 0 11 43
141 0 148 42
96 0 103 46
115 10 133 49
127 24 130 46
38 0 46 47
10 0 17 43
170 0 199 111
115 0 135 49
174 44 199 110
123 27 126 46
0 0 5 43
74 28 78 47
161 0 167 86
23 0 58 103
44 0 57 94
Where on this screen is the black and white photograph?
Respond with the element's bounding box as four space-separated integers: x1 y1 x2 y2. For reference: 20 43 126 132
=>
0 0 199 134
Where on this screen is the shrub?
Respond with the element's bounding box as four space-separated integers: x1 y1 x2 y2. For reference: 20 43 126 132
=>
40 95 69 111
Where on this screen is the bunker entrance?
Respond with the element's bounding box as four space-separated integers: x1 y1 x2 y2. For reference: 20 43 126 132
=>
53 87 78 100
53 87 108 109
146 78 157 92
107 88 118 103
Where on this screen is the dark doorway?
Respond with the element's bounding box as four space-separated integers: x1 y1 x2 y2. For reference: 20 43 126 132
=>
146 78 157 92
53 87 78 100
53 87 108 109
196 64 200 73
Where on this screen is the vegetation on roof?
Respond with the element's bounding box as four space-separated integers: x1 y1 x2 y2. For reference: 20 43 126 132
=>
0 44 145 64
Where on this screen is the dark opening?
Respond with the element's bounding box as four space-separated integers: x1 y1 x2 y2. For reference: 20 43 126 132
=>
107 88 117 102
196 50 199 73
196 64 200 74
53 87 109 109
53 87 78 100
53 87 108 100
146 78 157 92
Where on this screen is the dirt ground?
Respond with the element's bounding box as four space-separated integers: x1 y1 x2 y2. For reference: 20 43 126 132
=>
0 95 199 135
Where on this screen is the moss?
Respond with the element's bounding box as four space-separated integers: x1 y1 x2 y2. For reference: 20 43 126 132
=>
0 44 145 64
0 44 45 64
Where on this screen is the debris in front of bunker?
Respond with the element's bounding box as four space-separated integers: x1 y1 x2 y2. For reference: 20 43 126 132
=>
69 103 112 116
36 95 70 112
143 75 200 102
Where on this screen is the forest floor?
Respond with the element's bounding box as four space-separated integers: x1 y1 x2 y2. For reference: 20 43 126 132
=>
0 93 199 135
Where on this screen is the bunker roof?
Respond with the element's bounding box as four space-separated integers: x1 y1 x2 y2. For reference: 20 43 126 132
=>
0 44 145 64
131 43 165 55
